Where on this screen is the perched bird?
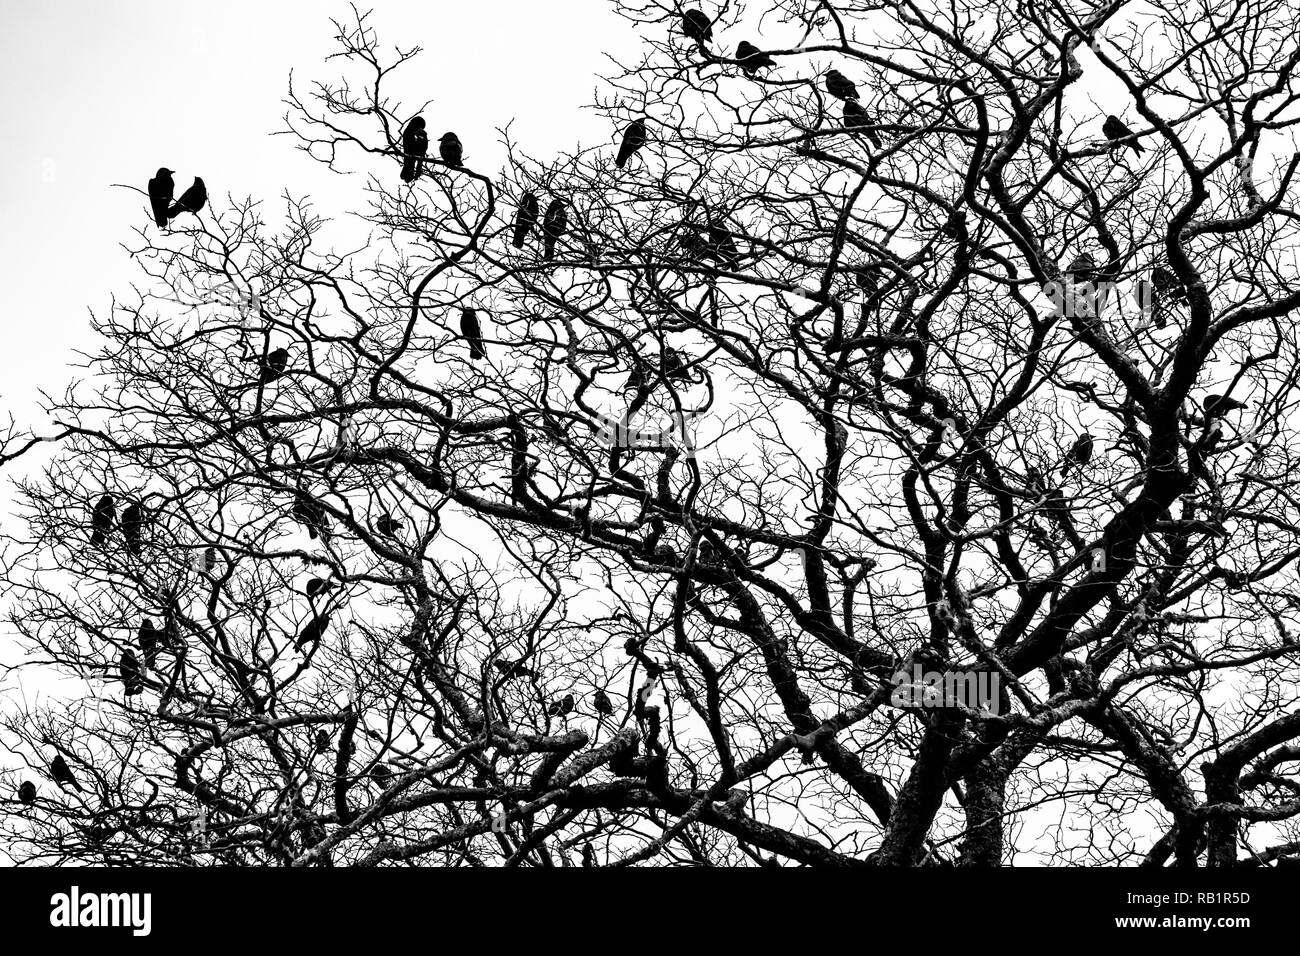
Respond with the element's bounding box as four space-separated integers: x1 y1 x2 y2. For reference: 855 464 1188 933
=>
512 192 539 248
120 649 144 696
305 577 334 598
706 221 740 268
1151 265 1186 304
1067 253 1098 278
314 730 331 752
593 689 614 717
582 843 596 867
370 764 393 786
679 226 709 259
1102 114 1143 153
460 308 486 361
1204 394 1248 419
1062 431 1094 473
662 347 690 380
374 511 403 536
167 177 207 219
120 502 144 556
735 41 775 75
542 198 568 259
147 168 175 228
548 693 576 717
843 99 882 147
824 69 859 101
203 546 218 573
492 658 536 681
90 494 116 547
616 118 647 169
49 755 83 792
138 618 161 669
292 493 330 540
295 610 331 650
259 347 289 384
681 9 712 46
17 781 36 804
400 116 429 183
438 132 463 168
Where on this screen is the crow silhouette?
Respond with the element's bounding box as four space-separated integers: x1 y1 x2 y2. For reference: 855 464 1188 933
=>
292 493 330 540
120 501 144 556
542 198 567 258
593 689 614 716
374 511 403 536
259 347 289 385
825 69 859 100
843 99 882 147
305 577 334 597
439 132 463 168
138 618 162 669
681 9 712 45
460 308 486 360
1062 432 1094 474
167 177 206 218
400 116 429 183
296 610 331 650
1102 114 1143 153
547 693 576 717
17 781 36 804
735 41 775 75
49 755 83 792
90 494 115 547
147 167 174 227
120 649 144 696
1204 394 1248 419
512 191 539 248
616 118 647 169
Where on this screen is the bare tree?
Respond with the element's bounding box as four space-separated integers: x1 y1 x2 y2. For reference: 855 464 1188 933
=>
5 0 1300 867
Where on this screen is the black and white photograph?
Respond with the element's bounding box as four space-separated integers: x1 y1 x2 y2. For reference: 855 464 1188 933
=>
0 0 1295 938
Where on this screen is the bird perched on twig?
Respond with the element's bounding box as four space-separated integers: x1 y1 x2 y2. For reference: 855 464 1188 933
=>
1061 431 1094 474
542 199 568 259
374 511 403 536
460 308 486 361
120 649 144 696
1203 394 1248 419
582 843 597 867
292 492 331 540
1067 253 1098 279
90 494 115 548
593 689 614 717
438 132 463 168
17 780 36 804
735 41 775 75
259 347 289 385
512 192 539 248
400 116 428 183
138 618 161 670
167 177 207 219
295 610 331 651
49 755 84 792
147 168 174 228
843 99 882 147
824 69 859 101
681 9 712 46
706 221 740 268
305 577 334 598
547 693 575 717
120 501 144 556
1102 114 1143 154
616 118 647 169
493 658 536 681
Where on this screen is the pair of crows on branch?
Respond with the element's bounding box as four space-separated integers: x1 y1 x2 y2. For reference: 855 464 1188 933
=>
398 116 462 182
146 168 207 228
15 755 86 802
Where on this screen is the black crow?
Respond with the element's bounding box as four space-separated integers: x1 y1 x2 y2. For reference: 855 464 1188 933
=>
582 843 596 867
90 494 115 547
542 198 567 258
305 577 333 597
370 764 393 786
49 755 83 792
735 41 775 75
1203 394 1248 419
438 132 463 168
203 546 217 573
17 781 36 804
512 191 539 248
315 730 331 752
120 649 144 696
292 493 330 540
400 116 429 183
121 502 144 556
843 99 882 146
259 347 289 385
296 610 331 650
138 618 162 669
1151 265 1186 304
616 118 647 169
593 689 614 716
167 177 207 218
1102 115 1143 153
492 658 536 681
460 308 486 360
1062 431 1094 474
374 511 403 536
681 9 712 45
147 167 174 227
547 693 576 717
1067 253 1098 278
706 221 739 268
824 69 859 100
